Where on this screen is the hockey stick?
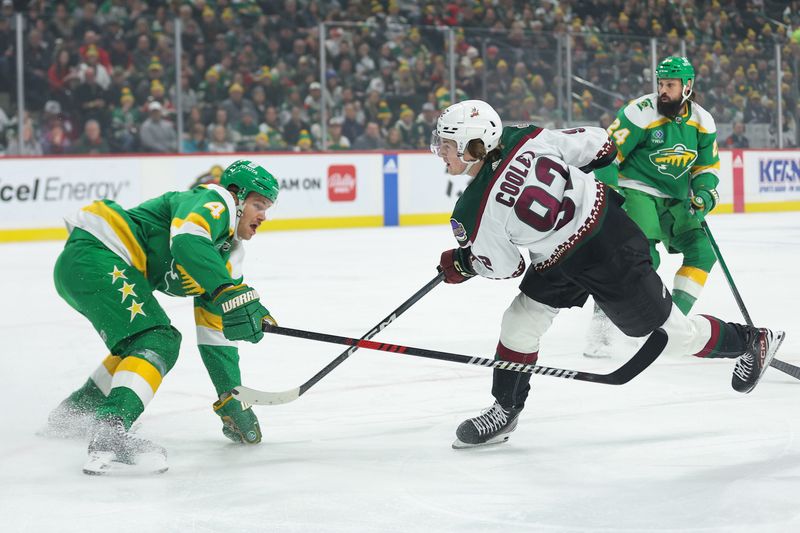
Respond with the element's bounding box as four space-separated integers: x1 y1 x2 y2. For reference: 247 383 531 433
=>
701 220 800 380
236 325 667 403
232 272 445 406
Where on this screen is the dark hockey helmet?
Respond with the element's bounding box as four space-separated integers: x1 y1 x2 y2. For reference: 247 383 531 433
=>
220 160 280 204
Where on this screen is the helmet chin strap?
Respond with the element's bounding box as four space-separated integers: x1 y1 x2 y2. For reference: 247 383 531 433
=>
462 159 480 175
458 150 482 175
680 82 693 105
233 190 246 241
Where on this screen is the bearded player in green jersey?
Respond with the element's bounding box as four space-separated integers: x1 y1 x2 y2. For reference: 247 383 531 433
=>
45 159 279 475
585 56 720 358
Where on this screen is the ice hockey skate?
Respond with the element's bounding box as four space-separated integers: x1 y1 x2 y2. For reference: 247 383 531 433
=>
583 303 640 358
452 401 523 449
83 417 168 476
38 399 96 440
732 328 785 394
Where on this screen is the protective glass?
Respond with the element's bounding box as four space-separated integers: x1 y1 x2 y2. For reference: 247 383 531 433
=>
430 130 444 156
430 131 457 157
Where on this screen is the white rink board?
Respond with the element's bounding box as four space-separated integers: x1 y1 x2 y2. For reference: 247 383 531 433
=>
398 153 471 215
743 150 800 203
139 153 385 220
716 149 733 205
0 153 384 231
3 149 800 237
0 157 141 228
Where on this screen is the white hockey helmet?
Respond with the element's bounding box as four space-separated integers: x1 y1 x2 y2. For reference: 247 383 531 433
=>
431 99 502 162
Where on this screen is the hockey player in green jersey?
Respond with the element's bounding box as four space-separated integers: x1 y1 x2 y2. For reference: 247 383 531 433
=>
585 56 720 357
46 159 279 475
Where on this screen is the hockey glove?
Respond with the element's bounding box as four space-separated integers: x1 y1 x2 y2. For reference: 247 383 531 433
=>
439 247 476 284
213 392 262 444
690 189 718 221
212 284 276 343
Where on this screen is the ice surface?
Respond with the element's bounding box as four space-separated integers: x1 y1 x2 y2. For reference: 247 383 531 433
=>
1 212 798 532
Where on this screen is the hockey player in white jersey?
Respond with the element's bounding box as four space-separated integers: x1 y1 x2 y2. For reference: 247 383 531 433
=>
431 99 784 449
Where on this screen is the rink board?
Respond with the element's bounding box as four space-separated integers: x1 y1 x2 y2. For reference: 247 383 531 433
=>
1 149 799 241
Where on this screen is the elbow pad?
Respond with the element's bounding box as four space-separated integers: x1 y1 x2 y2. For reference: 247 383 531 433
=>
580 140 617 173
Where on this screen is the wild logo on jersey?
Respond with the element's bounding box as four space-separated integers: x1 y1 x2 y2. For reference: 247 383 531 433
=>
649 144 698 179
162 259 204 296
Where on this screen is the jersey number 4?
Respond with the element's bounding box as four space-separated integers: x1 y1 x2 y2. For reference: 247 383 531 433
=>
203 201 226 219
516 158 576 232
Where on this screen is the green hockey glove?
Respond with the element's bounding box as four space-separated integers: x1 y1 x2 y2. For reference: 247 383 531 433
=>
212 284 276 343
690 189 718 221
213 392 262 444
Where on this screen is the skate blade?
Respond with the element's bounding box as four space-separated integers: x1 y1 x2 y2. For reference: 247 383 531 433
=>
735 331 786 394
755 331 786 389
451 434 511 450
83 451 168 476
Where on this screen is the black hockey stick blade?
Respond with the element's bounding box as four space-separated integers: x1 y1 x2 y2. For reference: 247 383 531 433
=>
578 329 667 385
232 272 445 406
234 327 668 405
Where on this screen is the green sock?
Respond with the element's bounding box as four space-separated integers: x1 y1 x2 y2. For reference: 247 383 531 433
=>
95 388 145 430
672 289 696 315
66 379 107 413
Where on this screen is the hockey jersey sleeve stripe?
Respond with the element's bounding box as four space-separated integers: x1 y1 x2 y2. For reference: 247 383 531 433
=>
691 161 720 174
194 306 223 330
170 213 212 240
196 325 237 347
469 129 544 243
79 201 148 276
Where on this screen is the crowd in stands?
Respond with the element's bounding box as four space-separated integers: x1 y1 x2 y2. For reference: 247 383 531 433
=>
0 0 798 156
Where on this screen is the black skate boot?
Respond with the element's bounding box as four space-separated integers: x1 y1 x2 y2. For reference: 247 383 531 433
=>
84 417 168 475
452 401 523 449
732 328 785 394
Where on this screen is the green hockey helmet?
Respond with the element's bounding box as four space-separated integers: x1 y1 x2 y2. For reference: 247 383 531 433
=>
656 56 695 101
220 160 279 204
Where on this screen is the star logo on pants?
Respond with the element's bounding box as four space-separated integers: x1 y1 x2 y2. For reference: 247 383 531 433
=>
126 300 146 322
118 281 137 303
109 265 128 284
